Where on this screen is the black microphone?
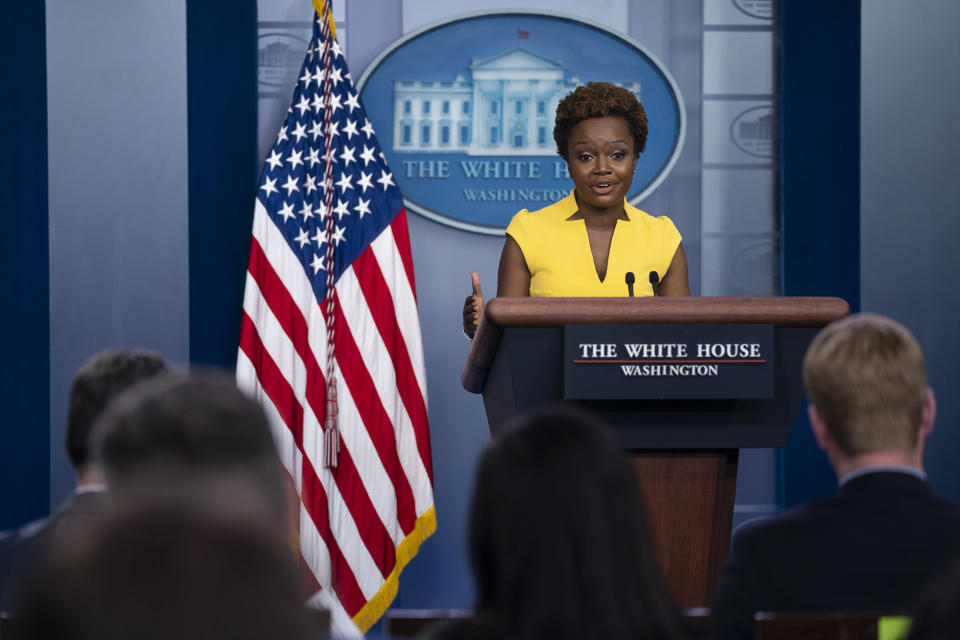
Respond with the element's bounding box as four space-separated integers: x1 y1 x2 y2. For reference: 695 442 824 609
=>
625 272 635 297
649 271 660 297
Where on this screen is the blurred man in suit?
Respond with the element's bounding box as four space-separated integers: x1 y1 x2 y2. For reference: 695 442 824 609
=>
52 349 171 536
712 313 960 639
0 349 169 612
88 372 360 640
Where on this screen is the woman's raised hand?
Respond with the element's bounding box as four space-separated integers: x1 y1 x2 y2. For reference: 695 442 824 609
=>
462 272 484 340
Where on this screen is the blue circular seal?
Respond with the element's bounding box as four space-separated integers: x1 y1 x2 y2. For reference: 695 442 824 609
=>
357 11 686 235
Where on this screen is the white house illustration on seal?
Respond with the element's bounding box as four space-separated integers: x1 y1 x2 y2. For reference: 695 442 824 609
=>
391 48 642 156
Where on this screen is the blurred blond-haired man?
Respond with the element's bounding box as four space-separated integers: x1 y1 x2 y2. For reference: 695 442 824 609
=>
803 312 933 471
713 313 960 640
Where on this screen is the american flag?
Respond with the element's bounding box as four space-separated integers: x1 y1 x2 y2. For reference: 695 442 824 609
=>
236 1 435 632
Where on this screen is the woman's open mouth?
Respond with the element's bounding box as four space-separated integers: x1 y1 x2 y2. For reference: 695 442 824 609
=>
591 182 616 195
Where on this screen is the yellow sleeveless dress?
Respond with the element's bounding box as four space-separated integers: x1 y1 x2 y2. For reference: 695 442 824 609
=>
505 190 682 297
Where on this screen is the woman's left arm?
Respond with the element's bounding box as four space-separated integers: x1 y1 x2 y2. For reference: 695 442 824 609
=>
659 243 690 296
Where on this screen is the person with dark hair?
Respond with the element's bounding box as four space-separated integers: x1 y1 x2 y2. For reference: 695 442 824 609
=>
65 349 171 486
463 81 689 338
18 500 317 640
904 558 960 640
0 348 169 612
429 405 689 640
712 314 960 639
91 371 288 526
89 371 364 639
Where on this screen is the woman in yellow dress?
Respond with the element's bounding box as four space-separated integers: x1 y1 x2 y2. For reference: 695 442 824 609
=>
463 82 690 338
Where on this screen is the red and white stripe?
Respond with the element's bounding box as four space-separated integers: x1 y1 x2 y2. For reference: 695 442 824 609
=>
237 197 434 625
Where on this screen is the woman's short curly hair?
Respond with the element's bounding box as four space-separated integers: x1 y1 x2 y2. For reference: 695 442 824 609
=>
554 82 648 159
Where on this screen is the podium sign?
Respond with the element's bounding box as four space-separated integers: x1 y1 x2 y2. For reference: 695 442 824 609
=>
564 323 775 400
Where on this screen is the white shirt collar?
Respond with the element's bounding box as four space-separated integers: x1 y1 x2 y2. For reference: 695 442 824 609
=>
75 484 108 495
838 465 926 487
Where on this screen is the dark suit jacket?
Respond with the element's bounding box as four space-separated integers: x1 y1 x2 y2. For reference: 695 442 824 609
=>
0 489 108 613
38 489 107 545
712 471 960 639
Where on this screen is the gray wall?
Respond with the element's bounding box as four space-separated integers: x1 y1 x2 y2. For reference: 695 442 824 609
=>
46 0 190 505
861 0 960 498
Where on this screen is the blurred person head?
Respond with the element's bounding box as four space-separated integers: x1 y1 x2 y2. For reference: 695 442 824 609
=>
91 372 288 524
66 348 169 484
802 313 935 475
905 558 960 640
467 405 684 640
18 500 314 640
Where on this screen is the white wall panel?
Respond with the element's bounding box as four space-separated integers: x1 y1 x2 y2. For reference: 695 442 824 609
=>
861 0 960 497
702 168 776 234
46 0 190 506
702 100 775 165
703 31 775 95
704 0 774 26
403 0 627 33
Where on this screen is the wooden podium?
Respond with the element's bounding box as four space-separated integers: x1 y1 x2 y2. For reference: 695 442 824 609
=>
461 297 849 609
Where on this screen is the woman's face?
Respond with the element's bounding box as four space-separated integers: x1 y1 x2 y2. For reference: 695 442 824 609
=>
565 116 637 213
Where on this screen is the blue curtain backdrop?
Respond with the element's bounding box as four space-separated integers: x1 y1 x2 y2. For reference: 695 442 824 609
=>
1 1 50 529
187 0 259 368
779 0 861 507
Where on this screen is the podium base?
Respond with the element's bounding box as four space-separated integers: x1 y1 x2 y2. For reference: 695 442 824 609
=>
629 448 738 609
